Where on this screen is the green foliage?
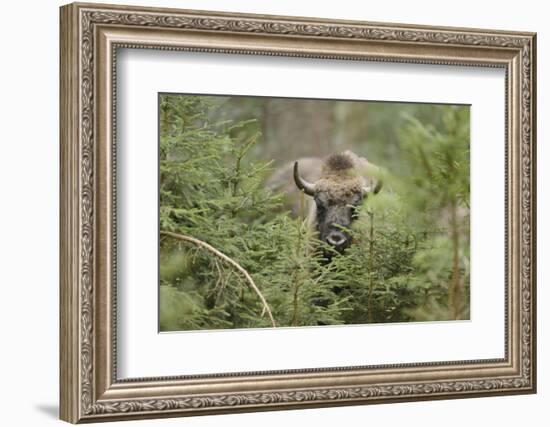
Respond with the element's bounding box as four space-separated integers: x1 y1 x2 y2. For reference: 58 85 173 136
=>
159 94 470 331
397 106 471 320
159 95 345 330
325 192 419 324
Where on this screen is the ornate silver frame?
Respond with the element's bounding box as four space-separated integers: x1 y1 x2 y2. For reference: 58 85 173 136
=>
60 2 536 423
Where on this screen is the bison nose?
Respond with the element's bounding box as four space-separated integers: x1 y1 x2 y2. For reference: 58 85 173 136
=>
326 231 347 248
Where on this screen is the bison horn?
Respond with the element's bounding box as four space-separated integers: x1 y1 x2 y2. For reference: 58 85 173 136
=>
363 179 383 195
293 161 315 196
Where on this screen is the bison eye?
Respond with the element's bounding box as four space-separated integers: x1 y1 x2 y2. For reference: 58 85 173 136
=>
314 198 325 209
314 197 327 213
351 194 363 205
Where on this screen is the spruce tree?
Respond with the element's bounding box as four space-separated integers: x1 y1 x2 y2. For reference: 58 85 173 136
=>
159 95 470 330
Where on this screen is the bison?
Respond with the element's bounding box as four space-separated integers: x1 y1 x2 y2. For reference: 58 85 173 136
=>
268 150 383 257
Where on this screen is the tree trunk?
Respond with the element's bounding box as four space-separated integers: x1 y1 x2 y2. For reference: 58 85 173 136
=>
449 200 463 320
368 211 374 323
262 98 335 160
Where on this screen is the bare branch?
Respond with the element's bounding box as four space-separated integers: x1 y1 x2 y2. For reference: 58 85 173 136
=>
160 230 277 328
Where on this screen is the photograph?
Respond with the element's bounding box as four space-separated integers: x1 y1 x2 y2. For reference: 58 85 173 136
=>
57 2 536 422
158 94 471 331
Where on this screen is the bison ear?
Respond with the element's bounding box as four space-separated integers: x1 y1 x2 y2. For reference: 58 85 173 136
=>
293 161 315 196
362 179 383 196
373 179 383 194
360 161 384 196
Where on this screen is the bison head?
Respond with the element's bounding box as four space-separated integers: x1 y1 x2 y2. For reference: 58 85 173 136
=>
293 152 382 256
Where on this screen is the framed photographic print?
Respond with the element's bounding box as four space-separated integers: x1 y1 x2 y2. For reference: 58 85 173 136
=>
59 2 537 423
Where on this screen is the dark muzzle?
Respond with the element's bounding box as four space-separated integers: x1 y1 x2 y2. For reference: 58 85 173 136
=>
325 229 350 253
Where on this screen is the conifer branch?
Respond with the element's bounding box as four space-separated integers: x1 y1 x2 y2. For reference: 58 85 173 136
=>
160 230 277 327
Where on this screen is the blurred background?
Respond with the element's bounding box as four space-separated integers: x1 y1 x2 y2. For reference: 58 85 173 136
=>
194 94 457 169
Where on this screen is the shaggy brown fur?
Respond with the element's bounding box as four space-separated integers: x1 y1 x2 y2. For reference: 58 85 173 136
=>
266 150 380 220
314 177 364 200
323 152 355 173
315 151 367 201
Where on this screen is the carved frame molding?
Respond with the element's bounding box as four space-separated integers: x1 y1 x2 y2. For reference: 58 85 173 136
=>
60 2 536 423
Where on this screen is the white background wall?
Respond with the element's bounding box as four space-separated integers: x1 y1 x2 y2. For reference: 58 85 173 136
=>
0 0 545 425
